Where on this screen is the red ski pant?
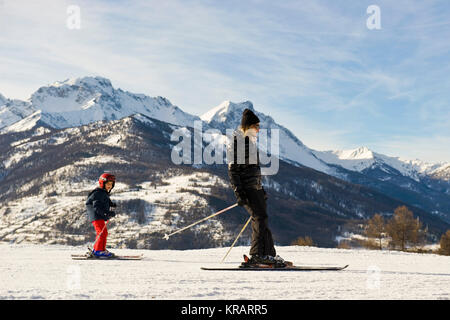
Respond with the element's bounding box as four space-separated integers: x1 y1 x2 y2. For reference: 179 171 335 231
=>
92 220 108 251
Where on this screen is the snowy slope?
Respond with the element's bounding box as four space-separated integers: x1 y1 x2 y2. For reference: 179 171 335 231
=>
0 96 35 131
0 244 449 300
0 171 232 247
201 100 333 174
0 132 232 247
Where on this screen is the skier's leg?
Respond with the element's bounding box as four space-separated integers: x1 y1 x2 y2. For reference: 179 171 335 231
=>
101 225 108 251
256 189 276 256
92 220 107 251
249 216 263 256
245 188 270 257
264 221 276 257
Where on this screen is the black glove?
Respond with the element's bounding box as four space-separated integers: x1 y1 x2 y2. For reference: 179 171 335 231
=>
110 202 117 208
235 189 248 207
107 210 116 218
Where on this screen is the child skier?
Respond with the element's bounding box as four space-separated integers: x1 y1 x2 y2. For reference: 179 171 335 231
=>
228 108 286 267
85 173 117 258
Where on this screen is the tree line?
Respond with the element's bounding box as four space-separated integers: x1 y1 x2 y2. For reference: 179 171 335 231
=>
292 205 450 255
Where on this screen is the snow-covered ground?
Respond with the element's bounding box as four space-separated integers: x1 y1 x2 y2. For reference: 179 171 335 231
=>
0 244 449 300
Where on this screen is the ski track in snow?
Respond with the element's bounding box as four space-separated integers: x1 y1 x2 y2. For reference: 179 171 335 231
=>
0 244 449 300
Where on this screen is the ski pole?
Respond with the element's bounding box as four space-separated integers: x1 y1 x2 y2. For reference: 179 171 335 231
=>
221 215 252 263
163 203 238 240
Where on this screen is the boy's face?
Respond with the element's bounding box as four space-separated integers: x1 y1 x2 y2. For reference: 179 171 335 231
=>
105 181 113 192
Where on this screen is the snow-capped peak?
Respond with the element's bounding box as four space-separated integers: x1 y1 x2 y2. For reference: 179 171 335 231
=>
312 147 376 173
313 146 450 181
30 76 115 113
200 100 254 124
1 76 201 132
335 146 374 160
50 76 112 89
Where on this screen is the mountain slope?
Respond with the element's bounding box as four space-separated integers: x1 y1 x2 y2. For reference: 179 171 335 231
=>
0 76 201 133
0 95 35 131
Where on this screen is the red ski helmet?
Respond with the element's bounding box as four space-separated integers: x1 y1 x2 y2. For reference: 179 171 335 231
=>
99 173 116 191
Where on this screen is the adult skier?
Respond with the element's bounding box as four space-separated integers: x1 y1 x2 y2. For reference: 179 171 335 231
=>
85 173 117 258
228 109 286 267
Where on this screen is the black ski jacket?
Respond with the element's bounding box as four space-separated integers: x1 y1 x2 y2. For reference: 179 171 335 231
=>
228 129 263 198
85 188 115 222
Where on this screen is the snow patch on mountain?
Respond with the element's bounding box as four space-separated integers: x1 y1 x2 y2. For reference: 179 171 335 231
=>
72 155 129 167
0 98 35 131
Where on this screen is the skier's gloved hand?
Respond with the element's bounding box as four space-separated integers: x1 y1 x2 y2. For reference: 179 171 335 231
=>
110 202 117 208
235 189 248 207
237 197 248 207
107 210 116 218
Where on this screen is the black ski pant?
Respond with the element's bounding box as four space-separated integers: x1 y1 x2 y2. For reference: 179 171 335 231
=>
243 188 276 257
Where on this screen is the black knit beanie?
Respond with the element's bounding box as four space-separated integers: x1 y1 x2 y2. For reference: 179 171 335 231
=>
241 108 260 129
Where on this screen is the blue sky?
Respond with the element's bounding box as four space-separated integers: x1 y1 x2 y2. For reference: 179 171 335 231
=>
0 0 449 162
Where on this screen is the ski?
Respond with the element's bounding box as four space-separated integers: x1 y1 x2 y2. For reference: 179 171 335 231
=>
201 265 348 271
71 246 143 260
71 252 143 260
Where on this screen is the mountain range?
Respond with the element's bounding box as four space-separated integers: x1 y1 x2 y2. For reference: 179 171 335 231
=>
1 76 449 248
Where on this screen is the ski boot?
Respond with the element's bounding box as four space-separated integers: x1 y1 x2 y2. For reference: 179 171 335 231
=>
240 254 292 268
92 250 115 259
273 255 293 267
240 254 286 268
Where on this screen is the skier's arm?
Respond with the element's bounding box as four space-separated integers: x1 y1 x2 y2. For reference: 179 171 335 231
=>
109 199 117 208
228 163 242 190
